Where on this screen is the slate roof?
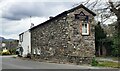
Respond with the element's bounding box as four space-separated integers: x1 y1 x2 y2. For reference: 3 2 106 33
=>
30 4 96 30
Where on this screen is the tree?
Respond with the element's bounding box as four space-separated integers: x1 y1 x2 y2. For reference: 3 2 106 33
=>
108 0 120 57
95 21 106 56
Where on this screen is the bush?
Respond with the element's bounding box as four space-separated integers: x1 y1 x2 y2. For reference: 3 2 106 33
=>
2 50 11 55
0 51 2 55
9 48 16 54
26 53 31 59
91 57 98 66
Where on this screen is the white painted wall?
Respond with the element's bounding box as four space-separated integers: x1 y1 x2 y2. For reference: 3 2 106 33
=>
19 30 31 57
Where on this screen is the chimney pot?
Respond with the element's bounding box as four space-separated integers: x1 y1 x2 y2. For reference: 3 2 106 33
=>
49 16 54 19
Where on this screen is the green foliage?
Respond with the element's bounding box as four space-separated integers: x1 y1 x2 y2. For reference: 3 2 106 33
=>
0 51 2 55
97 61 120 68
9 48 17 55
91 58 98 66
111 31 120 57
103 38 113 56
95 22 119 57
91 57 120 68
95 22 107 56
95 22 106 41
95 22 106 39
2 50 11 55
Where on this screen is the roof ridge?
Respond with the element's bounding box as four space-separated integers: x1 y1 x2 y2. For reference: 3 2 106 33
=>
30 4 96 30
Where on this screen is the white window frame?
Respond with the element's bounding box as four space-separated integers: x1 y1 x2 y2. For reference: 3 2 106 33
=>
81 21 89 35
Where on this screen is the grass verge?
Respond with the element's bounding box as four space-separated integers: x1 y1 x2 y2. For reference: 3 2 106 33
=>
97 61 120 68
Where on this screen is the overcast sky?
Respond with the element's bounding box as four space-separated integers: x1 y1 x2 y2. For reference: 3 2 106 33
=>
0 0 117 39
0 0 74 39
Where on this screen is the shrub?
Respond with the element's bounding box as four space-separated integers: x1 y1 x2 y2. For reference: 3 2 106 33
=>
91 57 98 66
26 53 31 59
9 48 17 54
0 51 2 55
2 50 11 55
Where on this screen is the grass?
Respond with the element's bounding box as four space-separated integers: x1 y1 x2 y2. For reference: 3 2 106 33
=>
96 56 119 61
97 61 120 68
112 57 119 61
91 57 120 68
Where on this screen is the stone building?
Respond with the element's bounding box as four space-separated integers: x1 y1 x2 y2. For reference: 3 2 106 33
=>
30 4 96 64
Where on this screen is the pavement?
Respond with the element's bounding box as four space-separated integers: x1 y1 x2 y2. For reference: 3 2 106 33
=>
0 55 115 69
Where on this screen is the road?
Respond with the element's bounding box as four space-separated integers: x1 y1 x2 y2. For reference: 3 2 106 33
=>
0 56 110 69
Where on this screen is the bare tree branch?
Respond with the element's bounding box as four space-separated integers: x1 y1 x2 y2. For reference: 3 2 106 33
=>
116 4 120 8
73 0 119 24
108 0 118 15
84 0 90 5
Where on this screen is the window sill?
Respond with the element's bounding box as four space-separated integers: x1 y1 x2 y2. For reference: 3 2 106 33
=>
82 33 89 36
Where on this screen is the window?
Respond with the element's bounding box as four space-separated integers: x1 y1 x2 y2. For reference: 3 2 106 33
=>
75 11 89 35
19 34 23 42
81 21 89 35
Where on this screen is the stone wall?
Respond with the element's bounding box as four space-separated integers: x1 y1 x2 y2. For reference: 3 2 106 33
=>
31 7 95 64
31 15 69 56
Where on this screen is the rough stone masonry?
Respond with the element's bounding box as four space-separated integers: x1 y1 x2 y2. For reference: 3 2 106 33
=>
30 4 96 64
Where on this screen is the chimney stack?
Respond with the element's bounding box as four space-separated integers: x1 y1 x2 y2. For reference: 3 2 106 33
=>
30 23 34 28
49 16 54 19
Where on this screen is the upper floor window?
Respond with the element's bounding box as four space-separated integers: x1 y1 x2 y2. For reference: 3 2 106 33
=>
81 21 89 35
19 34 23 42
75 11 90 35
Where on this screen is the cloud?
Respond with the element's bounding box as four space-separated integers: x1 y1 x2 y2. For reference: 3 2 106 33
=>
0 0 85 39
1 17 48 39
0 0 117 40
2 2 73 20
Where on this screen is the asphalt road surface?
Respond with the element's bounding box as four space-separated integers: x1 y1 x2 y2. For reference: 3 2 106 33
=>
0 56 110 69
